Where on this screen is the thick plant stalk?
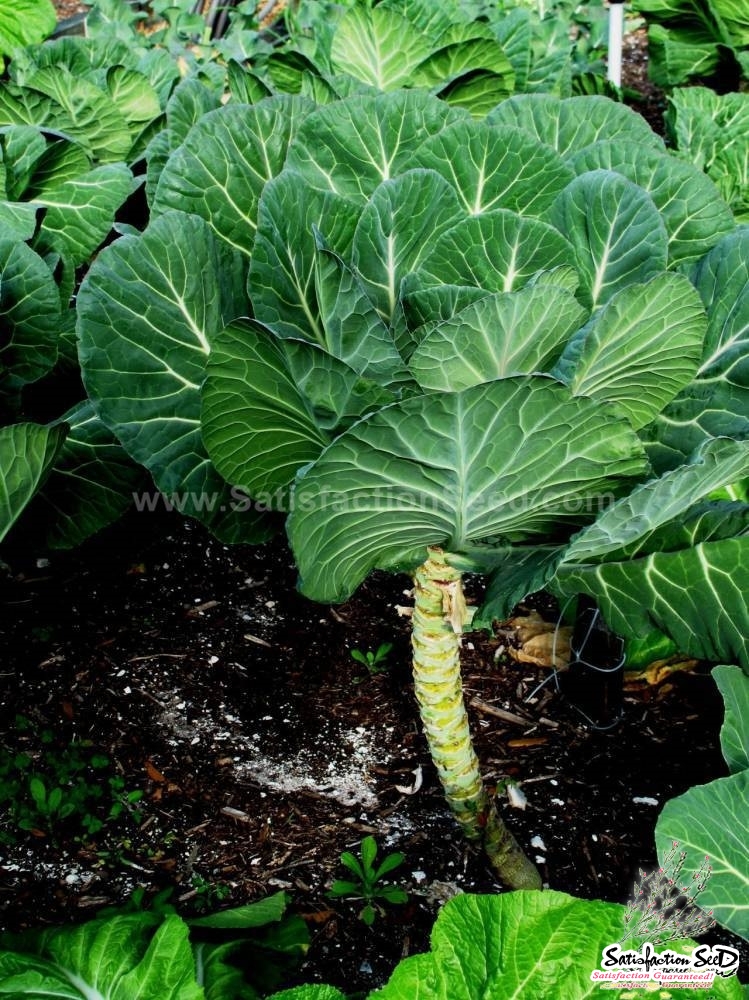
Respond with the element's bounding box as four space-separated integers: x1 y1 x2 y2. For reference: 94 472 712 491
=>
411 546 542 890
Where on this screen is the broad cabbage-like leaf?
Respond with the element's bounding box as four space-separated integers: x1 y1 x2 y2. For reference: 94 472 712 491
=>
409 119 574 217
22 67 132 163
552 273 706 428
568 139 734 267
202 319 394 505
713 664 749 773
643 228 749 468
34 400 146 549
249 173 361 343
666 87 749 222
350 169 465 328
313 239 411 384
410 284 587 391
153 96 315 257
0 238 61 390
0 913 203 1000
77 210 273 543
284 90 468 202
288 376 648 603
560 438 749 564
656 771 749 941
556 530 749 669
269 987 346 1000
0 0 55 57
552 440 749 667
0 201 39 241
549 170 669 309
371 890 743 999
487 94 664 159
0 421 66 544
33 163 136 267
330 4 432 89
403 210 572 296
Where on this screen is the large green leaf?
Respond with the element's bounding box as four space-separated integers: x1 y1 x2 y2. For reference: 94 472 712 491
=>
656 771 749 941
313 239 411 384
378 0 466 42
552 273 706 428
412 32 515 115
435 67 516 119
350 169 465 328
641 23 722 87
568 139 735 267
561 438 749 563
165 78 222 148
487 94 664 159
0 0 55 56
0 238 61 389
24 67 132 163
34 400 146 549
270 987 346 1000
549 171 669 310
0 201 39 242
22 137 93 199
666 88 749 223
18 913 202 1000
410 284 587 391
372 890 743 1000
77 210 272 543
476 544 569 625
153 96 315 257
329 4 431 89
713 664 749 773
33 163 135 266
409 119 574 217
249 173 361 344
557 534 749 668
0 422 66 544
285 90 467 202
0 125 46 199
202 319 393 505
287 376 648 603
105 65 161 127
404 210 572 296
643 228 749 467
400 282 489 356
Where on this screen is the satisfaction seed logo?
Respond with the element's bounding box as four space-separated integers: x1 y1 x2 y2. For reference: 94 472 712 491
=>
591 842 740 991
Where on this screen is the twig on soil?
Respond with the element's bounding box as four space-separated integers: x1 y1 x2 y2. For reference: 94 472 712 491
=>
468 696 533 727
221 806 252 823
128 653 188 662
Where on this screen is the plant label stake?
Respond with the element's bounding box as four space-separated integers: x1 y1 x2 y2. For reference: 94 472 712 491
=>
607 0 625 87
561 594 625 730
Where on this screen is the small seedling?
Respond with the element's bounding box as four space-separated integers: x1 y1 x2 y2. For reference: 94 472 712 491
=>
189 874 232 913
328 835 408 926
350 642 393 677
0 716 143 845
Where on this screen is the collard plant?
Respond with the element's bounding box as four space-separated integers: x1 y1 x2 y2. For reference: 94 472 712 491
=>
76 88 747 887
247 0 595 113
0 113 144 548
0 890 316 1000
1 888 743 998
666 87 749 223
631 0 749 87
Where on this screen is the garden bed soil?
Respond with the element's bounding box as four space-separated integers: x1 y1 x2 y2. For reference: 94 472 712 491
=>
1 510 746 992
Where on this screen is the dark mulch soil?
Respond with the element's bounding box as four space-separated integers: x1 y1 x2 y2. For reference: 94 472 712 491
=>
1 511 746 991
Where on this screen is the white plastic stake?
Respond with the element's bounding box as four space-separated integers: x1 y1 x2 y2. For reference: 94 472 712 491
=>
607 0 625 88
